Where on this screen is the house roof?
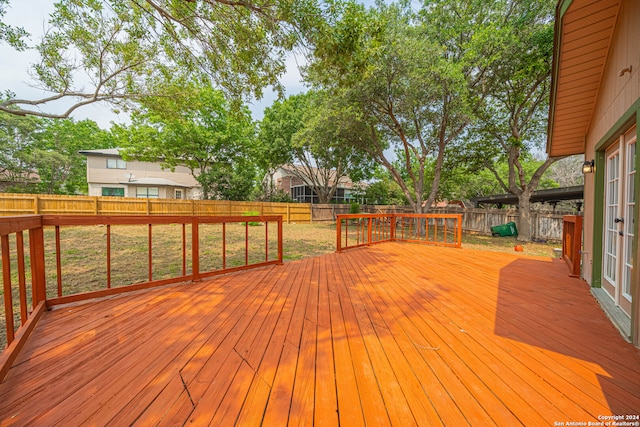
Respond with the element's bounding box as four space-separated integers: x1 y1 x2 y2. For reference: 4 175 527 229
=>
547 0 622 157
79 148 121 157
277 165 355 188
119 177 193 188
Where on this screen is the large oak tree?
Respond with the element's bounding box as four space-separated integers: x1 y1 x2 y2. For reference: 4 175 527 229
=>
0 0 318 118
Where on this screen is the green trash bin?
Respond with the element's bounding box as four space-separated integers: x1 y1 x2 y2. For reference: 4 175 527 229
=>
491 221 518 237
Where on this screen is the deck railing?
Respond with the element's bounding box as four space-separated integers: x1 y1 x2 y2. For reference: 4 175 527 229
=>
336 213 463 251
0 214 283 380
562 215 583 277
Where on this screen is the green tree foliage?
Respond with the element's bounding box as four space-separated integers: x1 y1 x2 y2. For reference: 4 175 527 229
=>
0 112 42 191
357 167 406 206
0 0 27 50
257 91 373 204
451 155 558 202
1 0 319 118
0 113 110 193
256 93 305 199
33 119 113 194
459 0 558 240
117 80 256 200
305 2 471 213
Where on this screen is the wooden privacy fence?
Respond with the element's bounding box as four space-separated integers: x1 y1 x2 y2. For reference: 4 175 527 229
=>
0 193 311 223
432 207 572 241
0 214 283 381
312 204 411 221
336 213 463 251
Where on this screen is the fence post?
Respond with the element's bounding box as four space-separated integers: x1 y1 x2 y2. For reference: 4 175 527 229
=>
146 198 151 215
287 204 291 224
33 195 39 214
94 197 99 215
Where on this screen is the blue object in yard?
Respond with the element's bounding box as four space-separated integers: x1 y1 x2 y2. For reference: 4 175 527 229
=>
491 221 518 237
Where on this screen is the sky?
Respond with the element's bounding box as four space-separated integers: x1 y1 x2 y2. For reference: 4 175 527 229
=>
0 0 308 128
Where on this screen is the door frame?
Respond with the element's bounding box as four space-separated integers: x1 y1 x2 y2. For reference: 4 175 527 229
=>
592 106 639 345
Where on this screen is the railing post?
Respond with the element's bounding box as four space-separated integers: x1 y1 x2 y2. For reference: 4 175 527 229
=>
336 216 342 252
278 217 283 264
367 216 373 245
192 218 200 281
29 224 47 307
390 214 396 241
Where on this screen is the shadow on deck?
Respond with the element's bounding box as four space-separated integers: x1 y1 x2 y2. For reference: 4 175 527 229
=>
0 242 639 425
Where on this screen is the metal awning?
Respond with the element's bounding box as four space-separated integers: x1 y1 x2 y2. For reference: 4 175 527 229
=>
470 185 584 208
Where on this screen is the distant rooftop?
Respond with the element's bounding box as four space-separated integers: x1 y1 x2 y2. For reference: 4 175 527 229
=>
79 148 121 156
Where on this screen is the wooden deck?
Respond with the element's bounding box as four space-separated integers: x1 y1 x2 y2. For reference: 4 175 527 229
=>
1 242 639 425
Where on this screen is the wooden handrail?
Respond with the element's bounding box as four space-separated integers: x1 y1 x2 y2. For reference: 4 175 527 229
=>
336 213 463 252
0 214 283 380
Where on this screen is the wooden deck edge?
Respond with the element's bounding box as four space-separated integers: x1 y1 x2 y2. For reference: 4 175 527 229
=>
46 275 195 307
591 287 632 341
198 260 281 280
47 260 283 308
337 239 462 252
0 301 46 383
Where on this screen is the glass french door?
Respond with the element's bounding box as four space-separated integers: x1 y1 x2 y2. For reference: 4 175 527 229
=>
603 127 636 317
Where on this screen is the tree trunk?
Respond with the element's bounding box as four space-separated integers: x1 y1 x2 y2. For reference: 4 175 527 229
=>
517 191 533 242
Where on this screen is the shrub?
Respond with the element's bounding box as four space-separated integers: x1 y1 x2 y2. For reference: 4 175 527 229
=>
242 210 261 226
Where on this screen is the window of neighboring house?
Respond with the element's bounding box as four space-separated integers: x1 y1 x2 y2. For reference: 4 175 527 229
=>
106 158 126 169
136 187 159 198
175 189 183 199
102 187 124 197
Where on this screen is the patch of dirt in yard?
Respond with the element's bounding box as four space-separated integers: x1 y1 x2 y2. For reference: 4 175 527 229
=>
461 232 561 258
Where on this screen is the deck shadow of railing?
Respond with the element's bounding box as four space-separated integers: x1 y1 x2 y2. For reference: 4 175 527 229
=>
336 213 463 252
0 214 283 382
494 257 640 415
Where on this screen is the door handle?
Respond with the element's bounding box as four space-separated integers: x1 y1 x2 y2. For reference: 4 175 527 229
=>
615 217 624 223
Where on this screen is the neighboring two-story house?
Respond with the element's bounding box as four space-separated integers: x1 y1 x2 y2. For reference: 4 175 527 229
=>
80 148 201 199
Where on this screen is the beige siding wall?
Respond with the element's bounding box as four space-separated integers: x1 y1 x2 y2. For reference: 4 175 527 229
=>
86 156 199 187
582 0 639 285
